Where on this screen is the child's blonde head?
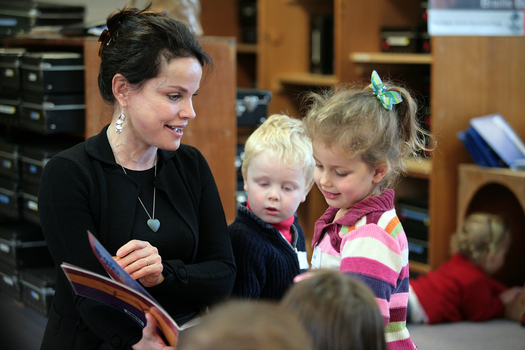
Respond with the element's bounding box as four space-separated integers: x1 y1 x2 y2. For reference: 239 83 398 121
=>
303 79 430 189
450 212 510 269
241 114 315 188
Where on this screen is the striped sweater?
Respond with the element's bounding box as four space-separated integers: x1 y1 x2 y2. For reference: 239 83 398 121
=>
311 189 416 350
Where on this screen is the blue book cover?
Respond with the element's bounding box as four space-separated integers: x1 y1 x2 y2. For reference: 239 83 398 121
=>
470 114 525 167
457 129 491 167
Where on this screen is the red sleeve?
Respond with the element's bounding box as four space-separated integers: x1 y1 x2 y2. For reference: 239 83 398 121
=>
462 275 507 321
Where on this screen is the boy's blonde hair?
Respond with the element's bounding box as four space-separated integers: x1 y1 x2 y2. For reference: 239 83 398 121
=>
303 81 431 189
450 212 510 267
241 114 315 189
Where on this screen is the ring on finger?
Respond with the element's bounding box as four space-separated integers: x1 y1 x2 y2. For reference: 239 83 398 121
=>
143 257 150 266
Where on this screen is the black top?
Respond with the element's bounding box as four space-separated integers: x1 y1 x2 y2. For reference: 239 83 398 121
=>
38 125 236 349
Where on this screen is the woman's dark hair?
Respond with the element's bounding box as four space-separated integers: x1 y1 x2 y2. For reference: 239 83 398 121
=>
98 6 213 103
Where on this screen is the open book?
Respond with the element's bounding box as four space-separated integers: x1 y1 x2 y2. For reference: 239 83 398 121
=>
61 231 186 346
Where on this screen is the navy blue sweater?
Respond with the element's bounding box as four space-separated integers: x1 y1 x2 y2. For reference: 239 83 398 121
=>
229 202 308 300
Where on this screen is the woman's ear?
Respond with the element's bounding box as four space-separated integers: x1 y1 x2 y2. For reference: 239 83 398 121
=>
112 73 129 107
372 162 389 184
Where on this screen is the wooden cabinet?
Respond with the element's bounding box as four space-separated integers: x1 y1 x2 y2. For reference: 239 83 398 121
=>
0 36 238 224
200 0 258 88
458 164 525 287
252 0 525 273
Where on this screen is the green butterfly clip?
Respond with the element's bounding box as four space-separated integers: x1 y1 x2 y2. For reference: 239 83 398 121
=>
369 70 403 110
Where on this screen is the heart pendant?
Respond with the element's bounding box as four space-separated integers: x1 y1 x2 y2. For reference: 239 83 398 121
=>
147 219 160 232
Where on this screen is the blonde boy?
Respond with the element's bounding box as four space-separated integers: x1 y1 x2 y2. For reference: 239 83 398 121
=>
229 114 314 300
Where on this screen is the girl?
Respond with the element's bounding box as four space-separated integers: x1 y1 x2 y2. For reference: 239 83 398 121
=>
303 70 430 350
409 212 524 324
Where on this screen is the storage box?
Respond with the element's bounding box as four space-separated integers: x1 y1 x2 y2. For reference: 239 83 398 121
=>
0 2 38 37
20 266 55 317
0 96 22 128
310 14 333 75
398 196 429 263
0 175 21 220
0 48 26 94
0 260 22 301
0 220 52 267
236 89 271 126
21 93 85 134
21 182 39 225
21 52 84 95
19 141 74 184
33 2 85 28
407 238 428 264
381 27 419 53
0 137 20 180
398 197 429 242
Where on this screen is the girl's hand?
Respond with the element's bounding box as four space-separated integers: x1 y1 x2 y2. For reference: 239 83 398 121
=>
132 310 175 350
293 271 315 283
115 240 164 287
500 286 523 305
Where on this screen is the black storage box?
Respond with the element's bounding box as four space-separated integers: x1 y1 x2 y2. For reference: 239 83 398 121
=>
33 2 85 27
20 266 55 317
407 238 428 264
310 14 333 75
0 137 20 180
398 196 429 263
0 220 52 267
0 1 38 37
0 260 22 301
236 88 271 126
21 93 85 134
0 48 26 94
381 27 419 53
0 95 22 127
21 52 84 95
0 175 22 220
398 200 429 242
239 0 256 43
19 141 74 184
21 181 39 225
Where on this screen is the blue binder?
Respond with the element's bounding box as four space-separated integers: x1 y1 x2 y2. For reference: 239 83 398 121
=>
457 114 525 168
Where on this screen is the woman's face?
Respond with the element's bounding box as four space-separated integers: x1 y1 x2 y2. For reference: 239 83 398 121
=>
123 56 203 151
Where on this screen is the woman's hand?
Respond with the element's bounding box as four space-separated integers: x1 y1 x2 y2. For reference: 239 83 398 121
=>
115 240 164 287
132 310 175 350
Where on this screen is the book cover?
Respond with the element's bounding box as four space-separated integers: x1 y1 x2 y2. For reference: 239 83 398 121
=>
470 114 525 167
60 231 182 346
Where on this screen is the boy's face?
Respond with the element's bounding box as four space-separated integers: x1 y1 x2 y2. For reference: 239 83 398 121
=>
244 150 309 224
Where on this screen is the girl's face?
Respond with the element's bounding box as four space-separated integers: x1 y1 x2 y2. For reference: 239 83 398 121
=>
123 56 203 151
243 150 309 224
312 140 386 215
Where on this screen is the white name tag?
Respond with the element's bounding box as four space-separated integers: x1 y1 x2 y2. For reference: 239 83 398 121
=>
310 245 321 269
296 250 309 270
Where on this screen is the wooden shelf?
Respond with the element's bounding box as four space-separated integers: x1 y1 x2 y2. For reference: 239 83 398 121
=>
409 260 432 275
277 72 338 88
404 157 432 179
237 43 258 54
351 52 432 65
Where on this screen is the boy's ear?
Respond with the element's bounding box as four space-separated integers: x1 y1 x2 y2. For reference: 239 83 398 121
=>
112 73 129 107
372 162 389 184
243 176 248 193
301 183 314 203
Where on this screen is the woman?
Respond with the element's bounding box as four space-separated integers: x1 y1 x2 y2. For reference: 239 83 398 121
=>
38 7 236 350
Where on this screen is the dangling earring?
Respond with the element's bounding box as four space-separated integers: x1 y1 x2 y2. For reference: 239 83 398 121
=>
115 109 125 134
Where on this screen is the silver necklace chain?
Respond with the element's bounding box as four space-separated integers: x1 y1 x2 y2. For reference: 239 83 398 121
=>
107 130 157 221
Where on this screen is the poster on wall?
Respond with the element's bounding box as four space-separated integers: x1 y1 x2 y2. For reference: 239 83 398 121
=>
428 0 524 36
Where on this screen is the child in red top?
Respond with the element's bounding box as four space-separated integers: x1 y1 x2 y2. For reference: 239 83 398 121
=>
408 212 524 324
